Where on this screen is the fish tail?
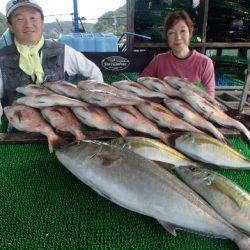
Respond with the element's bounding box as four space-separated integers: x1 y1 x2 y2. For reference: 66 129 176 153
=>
235 235 250 250
74 130 86 141
234 121 250 142
117 126 130 137
160 133 170 145
48 134 68 153
208 126 227 144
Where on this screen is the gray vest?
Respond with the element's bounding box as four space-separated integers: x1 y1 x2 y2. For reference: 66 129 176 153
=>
0 40 65 107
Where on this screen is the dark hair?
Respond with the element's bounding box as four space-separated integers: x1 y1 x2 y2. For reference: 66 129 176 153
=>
164 10 194 41
7 9 44 24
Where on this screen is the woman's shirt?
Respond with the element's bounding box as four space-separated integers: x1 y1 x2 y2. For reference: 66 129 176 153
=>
140 50 215 98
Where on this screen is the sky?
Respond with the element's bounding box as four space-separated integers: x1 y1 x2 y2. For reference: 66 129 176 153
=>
0 0 126 23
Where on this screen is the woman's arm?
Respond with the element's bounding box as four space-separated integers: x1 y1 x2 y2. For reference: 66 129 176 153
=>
202 58 215 98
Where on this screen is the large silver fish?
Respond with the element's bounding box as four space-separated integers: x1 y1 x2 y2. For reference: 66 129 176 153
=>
137 77 180 97
41 106 86 141
4 105 66 152
175 166 250 234
111 136 196 167
44 81 82 100
171 132 250 169
56 140 250 250
164 76 227 111
80 90 144 107
106 105 169 144
71 106 128 137
136 101 201 133
16 84 52 95
111 80 167 98
179 88 250 142
163 97 226 143
16 93 87 108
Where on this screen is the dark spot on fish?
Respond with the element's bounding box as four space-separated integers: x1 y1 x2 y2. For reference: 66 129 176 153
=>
154 107 167 114
14 110 23 123
92 97 103 102
152 116 161 123
118 107 137 119
114 115 124 124
101 154 121 167
50 108 64 116
131 83 143 89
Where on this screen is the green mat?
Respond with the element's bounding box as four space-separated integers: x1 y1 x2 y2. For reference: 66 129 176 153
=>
0 137 249 249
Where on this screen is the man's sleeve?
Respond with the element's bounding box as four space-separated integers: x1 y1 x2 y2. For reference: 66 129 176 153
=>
64 45 104 83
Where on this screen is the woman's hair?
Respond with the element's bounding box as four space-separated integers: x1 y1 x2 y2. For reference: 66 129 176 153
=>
7 10 44 25
164 10 194 40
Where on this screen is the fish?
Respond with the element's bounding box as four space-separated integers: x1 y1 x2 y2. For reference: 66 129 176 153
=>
164 76 227 111
41 106 86 141
55 140 250 250
106 105 169 144
137 76 180 97
71 106 128 137
136 101 202 133
78 80 144 102
175 166 250 234
179 88 250 142
80 90 144 107
170 132 250 169
16 93 87 108
110 136 196 167
16 84 52 95
44 81 82 99
163 97 227 143
111 80 167 98
4 105 66 152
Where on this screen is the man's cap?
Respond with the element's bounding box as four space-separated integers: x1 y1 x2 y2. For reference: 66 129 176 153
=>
6 0 43 18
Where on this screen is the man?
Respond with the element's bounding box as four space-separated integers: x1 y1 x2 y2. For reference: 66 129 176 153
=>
0 0 103 115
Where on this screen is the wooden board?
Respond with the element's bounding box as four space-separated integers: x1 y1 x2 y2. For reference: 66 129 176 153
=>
0 128 242 145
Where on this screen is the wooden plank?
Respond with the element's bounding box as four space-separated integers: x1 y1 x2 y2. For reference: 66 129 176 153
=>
0 131 118 145
239 64 250 112
126 0 134 52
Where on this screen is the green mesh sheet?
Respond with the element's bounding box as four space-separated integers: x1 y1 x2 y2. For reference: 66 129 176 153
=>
211 55 248 67
0 137 249 249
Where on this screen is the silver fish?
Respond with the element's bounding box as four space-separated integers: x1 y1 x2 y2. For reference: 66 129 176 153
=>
171 132 250 169
164 76 227 111
163 97 227 143
175 166 250 234
16 93 87 108
56 140 250 250
136 101 201 133
41 106 86 141
4 105 66 152
16 84 52 95
179 88 250 142
80 90 144 107
44 81 82 99
111 80 167 98
106 105 169 144
71 106 128 137
137 77 180 97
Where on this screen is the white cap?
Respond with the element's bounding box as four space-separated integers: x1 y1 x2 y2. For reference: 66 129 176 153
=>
6 0 43 18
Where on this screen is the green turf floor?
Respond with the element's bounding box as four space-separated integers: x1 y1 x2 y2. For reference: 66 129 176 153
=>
0 137 249 249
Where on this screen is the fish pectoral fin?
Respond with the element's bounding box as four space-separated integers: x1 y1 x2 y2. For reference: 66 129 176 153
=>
157 219 177 236
154 161 176 170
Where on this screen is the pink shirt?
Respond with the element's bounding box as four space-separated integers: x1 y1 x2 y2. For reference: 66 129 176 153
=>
140 50 215 97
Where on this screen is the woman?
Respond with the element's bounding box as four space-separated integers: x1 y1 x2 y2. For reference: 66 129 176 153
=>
140 10 215 98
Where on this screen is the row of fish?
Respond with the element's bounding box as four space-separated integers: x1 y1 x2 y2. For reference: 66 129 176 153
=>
55 138 250 250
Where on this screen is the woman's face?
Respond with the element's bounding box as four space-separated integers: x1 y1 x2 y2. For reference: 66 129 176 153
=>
166 19 191 53
7 6 44 45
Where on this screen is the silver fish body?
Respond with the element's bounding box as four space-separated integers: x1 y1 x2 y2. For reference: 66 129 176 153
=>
163 97 226 143
175 166 250 234
111 80 167 98
171 132 250 169
44 81 81 99
106 105 169 144
179 88 250 142
137 77 180 97
56 140 250 250
16 84 52 95
16 93 87 108
136 101 201 133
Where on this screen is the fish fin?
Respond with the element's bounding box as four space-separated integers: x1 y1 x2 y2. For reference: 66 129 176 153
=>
157 219 177 236
154 161 176 170
48 135 68 153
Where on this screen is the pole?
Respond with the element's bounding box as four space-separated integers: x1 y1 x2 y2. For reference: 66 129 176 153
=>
73 0 79 33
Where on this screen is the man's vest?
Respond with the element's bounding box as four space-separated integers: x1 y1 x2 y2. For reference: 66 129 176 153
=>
0 40 65 107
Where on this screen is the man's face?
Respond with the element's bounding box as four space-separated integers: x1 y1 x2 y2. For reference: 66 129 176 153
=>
7 6 44 45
